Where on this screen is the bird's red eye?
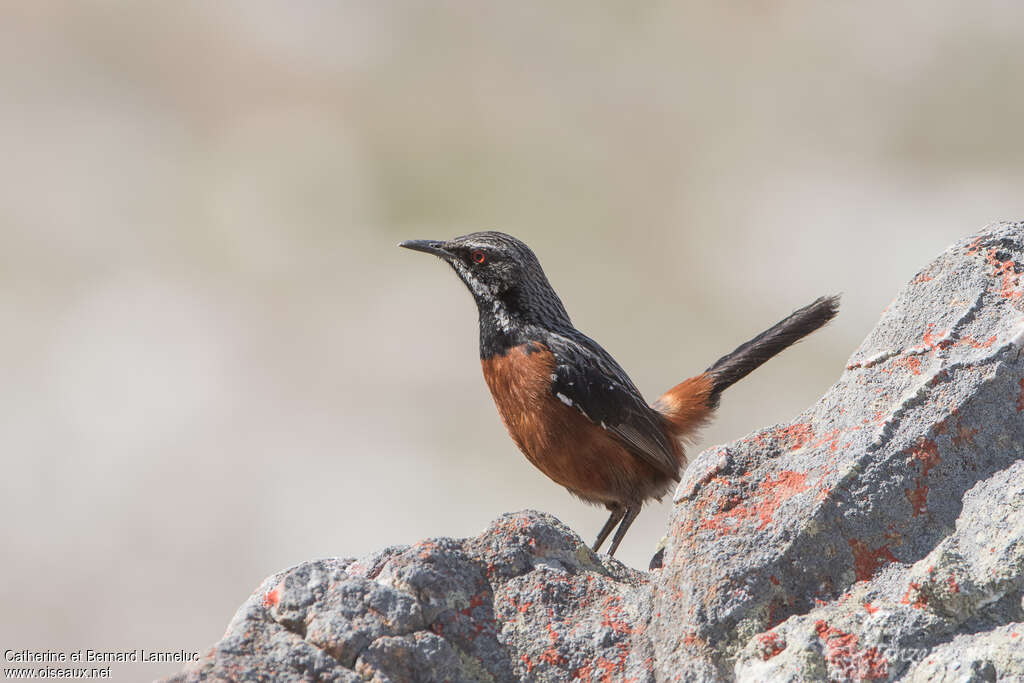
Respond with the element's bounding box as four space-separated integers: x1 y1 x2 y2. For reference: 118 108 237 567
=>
472 250 487 264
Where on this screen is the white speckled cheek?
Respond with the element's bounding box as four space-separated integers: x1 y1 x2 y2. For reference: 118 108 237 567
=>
452 261 489 299
470 279 490 298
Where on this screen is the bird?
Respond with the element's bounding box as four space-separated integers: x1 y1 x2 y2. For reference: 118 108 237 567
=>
399 231 838 557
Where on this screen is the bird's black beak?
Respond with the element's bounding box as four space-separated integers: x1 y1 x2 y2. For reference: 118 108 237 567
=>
398 239 451 258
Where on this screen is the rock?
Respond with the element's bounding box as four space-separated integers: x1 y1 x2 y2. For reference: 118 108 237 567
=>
169 222 1024 682
169 515 655 682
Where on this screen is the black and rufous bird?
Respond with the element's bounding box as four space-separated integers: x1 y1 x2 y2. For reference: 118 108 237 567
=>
400 232 837 557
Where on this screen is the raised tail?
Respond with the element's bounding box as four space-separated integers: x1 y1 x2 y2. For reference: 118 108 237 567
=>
704 295 839 406
654 295 839 437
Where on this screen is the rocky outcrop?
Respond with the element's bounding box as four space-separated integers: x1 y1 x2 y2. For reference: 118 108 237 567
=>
171 222 1024 682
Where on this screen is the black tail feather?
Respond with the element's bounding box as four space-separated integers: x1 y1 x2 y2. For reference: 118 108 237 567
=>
705 295 839 405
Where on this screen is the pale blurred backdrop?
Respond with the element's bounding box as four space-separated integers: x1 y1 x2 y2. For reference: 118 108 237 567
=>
2 1 1024 680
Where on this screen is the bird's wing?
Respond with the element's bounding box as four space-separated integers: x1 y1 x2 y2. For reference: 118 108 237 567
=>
546 332 680 480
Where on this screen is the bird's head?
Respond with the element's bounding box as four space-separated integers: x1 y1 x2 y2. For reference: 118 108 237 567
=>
399 231 571 329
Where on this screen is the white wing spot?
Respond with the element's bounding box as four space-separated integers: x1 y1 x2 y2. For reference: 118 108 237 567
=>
556 392 573 407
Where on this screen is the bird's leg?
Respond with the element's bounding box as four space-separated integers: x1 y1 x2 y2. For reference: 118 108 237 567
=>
606 505 641 557
592 503 626 553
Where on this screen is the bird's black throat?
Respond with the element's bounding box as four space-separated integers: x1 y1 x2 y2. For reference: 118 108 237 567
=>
476 285 569 360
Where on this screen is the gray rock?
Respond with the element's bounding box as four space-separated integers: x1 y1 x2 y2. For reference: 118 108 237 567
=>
169 222 1024 682
169 514 652 682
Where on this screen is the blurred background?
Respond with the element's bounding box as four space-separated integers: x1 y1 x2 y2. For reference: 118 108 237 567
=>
2 1 1023 679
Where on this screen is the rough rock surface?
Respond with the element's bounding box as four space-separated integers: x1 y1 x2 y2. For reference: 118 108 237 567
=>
171 222 1024 682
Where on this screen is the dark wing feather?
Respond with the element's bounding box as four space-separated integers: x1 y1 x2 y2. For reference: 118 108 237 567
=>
546 331 680 480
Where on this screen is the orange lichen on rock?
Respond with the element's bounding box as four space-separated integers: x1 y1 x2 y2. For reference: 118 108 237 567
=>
848 539 898 582
901 582 928 609
814 620 888 681
906 438 940 476
905 481 929 516
983 247 1023 299
698 470 810 535
757 631 786 660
